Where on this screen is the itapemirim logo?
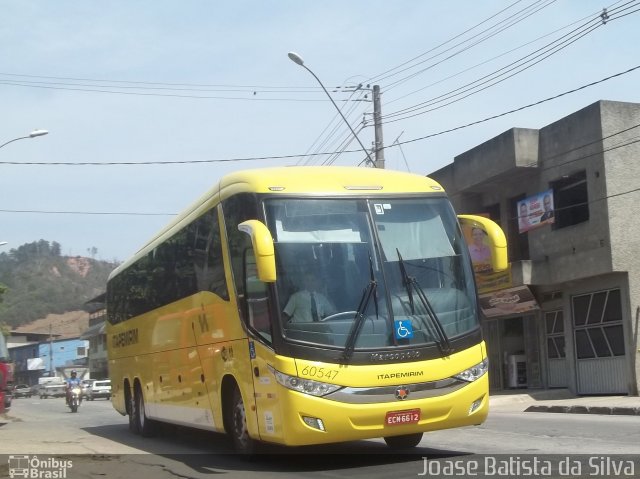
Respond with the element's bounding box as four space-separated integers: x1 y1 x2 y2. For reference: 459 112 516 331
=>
8 455 73 479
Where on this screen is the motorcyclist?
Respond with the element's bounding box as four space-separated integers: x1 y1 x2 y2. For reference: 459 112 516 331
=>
65 370 82 406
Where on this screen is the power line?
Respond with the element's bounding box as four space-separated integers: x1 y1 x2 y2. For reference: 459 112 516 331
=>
540 136 640 173
380 2 638 122
386 64 640 148
0 209 177 216
537 123 640 169
381 20 603 122
367 0 556 85
382 0 561 91
379 0 633 96
1 64 637 167
299 89 370 166
0 77 325 94
322 123 368 166
0 72 329 91
2 140 639 218
0 80 338 102
384 0 629 106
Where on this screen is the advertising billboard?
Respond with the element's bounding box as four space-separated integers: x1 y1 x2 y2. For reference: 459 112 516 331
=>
479 285 540 318
462 221 512 293
517 189 555 233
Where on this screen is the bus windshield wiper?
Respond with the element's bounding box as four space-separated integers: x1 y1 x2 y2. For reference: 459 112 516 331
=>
396 249 452 355
342 254 378 362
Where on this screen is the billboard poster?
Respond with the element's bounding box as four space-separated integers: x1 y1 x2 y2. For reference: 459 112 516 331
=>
479 285 540 318
518 189 555 233
27 357 45 370
462 219 512 293
463 221 493 274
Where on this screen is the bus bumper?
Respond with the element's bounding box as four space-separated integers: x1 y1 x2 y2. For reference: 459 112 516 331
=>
262 373 488 446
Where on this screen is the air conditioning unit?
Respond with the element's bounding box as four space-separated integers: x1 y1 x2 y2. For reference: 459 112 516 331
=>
507 354 527 388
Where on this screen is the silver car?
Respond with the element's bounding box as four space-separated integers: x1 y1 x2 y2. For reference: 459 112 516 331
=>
12 384 32 398
87 380 111 400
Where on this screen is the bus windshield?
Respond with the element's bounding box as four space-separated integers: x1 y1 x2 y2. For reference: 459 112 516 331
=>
264 197 478 351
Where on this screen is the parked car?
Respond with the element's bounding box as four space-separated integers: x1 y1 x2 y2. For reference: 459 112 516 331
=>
87 380 111 400
12 384 32 398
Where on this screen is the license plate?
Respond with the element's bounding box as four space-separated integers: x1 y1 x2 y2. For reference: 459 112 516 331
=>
385 408 421 426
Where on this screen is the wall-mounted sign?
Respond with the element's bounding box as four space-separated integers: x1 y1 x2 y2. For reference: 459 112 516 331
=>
479 285 540 318
518 189 555 233
27 357 45 370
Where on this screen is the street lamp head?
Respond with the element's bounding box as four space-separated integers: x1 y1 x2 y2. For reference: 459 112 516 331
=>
29 129 49 138
287 52 305 66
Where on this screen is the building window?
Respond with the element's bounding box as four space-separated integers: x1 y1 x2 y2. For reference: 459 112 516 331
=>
77 347 86 356
572 289 624 359
545 310 565 359
551 170 589 229
508 195 529 261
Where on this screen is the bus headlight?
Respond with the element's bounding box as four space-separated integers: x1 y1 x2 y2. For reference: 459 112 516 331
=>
268 366 342 397
454 358 489 382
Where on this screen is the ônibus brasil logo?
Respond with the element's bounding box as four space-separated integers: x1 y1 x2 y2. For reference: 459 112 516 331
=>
8 455 73 479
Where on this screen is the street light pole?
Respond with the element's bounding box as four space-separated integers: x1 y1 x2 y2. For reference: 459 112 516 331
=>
287 52 376 168
0 129 49 150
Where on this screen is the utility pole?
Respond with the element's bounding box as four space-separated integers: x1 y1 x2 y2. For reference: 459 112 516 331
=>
373 84 385 169
49 323 53 376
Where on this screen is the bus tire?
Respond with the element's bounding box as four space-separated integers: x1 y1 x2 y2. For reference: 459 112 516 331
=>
135 384 157 437
227 385 256 454
383 432 423 449
127 381 140 434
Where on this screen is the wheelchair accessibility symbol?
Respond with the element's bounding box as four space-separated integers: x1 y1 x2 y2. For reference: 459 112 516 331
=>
394 320 414 340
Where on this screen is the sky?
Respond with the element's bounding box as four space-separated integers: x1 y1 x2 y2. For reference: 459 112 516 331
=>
1 0 638 263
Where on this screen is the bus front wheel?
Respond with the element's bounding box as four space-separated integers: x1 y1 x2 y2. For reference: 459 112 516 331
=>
383 432 423 449
227 385 256 454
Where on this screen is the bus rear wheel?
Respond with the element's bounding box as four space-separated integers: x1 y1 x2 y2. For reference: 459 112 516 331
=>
127 383 139 434
135 384 157 437
227 385 256 454
383 432 423 449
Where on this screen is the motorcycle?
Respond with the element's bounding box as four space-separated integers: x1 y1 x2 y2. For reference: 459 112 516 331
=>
68 386 82 413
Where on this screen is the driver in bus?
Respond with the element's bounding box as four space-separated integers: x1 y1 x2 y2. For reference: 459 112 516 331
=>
283 272 335 322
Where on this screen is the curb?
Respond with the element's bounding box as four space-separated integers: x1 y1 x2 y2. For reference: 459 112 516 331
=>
525 405 640 416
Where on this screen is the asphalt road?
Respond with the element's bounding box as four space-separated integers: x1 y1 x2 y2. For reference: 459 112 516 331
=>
1 396 639 478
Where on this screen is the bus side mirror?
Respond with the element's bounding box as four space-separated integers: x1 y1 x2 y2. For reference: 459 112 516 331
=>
238 220 277 282
458 214 508 272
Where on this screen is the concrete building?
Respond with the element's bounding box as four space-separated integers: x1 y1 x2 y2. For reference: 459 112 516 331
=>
81 293 108 379
8 331 56 385
430 100 640 395
9 332 89 385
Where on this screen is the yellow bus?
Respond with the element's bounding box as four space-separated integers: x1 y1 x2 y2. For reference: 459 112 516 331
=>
106 166 507 453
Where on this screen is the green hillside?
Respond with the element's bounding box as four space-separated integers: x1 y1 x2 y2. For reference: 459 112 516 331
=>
0 240 118 328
